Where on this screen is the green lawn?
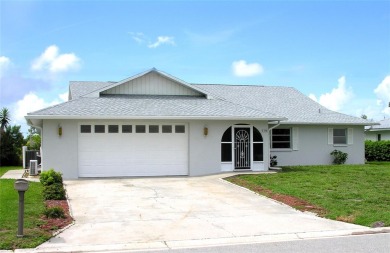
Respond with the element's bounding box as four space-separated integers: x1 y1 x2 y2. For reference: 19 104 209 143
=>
0 178 50 249
0 166 23 177
226 163 390 227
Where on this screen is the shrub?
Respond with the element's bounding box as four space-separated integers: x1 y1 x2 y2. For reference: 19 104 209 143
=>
40 169 63 186
365 140 390 161
42 183 66 200
270 155 278 167
330 150 348 164
44 207 65 219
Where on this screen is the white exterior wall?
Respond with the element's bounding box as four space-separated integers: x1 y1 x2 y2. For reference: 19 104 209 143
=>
365 130 390 141
42 120 79 179
271 125 365 166
102 72 201 96
42 119 269 179
188 120 269 176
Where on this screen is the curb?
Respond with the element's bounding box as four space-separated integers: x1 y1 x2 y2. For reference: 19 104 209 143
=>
12 228 390 253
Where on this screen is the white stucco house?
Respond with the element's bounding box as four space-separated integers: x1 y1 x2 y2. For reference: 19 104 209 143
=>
365 118 390 141
26 68 374 179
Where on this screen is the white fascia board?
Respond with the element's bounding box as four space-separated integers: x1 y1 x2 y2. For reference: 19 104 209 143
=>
25 115 286 121
278 121 379 126
367 128 390 131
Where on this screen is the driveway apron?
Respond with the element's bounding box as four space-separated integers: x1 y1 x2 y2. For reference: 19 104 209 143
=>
36 174 365 251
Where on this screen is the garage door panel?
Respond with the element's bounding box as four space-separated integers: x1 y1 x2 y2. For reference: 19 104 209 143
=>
78 123 188 177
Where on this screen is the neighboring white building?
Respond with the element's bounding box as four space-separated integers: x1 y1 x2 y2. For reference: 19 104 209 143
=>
365 118 390 141
25 69 375 179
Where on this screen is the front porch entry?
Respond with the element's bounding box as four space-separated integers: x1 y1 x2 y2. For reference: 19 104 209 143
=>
221 124 264 172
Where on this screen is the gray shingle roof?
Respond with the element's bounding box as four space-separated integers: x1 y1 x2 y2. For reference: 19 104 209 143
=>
194 84 371 125
69 81 114 99
28 95 282 120
367 118 390 130
28 73 374 125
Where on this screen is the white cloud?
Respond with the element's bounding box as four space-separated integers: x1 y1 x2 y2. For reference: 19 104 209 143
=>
0 56 11 77
148 36 175 48
129 32 147 44
31 45 80 73
13 92 65 126
59 91 69 102
374 75 390 116
309 76 353 112
232 60 264 77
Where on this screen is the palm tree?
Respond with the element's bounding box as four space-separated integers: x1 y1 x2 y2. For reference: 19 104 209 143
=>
0 107 11 133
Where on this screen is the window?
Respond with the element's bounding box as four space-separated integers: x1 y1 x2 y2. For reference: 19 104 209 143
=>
108 125 119 133
162 125 172 133
95 125 105 133
135 125 146 133
175 125 185 133
272 128 291 148
122 125 132 133
221 127 232 162
149 125 159 133
253 127 263 161
333 129 347 144
80 125 91 133
378 134 382 141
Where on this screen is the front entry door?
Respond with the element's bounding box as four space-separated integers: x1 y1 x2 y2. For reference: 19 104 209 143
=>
234 128 250 169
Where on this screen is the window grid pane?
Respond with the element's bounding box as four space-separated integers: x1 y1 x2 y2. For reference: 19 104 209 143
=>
149 125 159 133
122 125 132 133
80 125 91 133
108 125 119 133
136 125 146 133
221 143 232 162
95 125 105 133
175 125 185 133
162 125 172 133
272 128 291 149
333 129 347 144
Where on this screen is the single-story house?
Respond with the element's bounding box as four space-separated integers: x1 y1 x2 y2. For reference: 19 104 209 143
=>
365 118 390 141
26 68 374 179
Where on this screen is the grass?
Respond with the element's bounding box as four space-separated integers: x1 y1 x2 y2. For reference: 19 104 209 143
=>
0 176 51 250
0 166 23 177
226 163 390 227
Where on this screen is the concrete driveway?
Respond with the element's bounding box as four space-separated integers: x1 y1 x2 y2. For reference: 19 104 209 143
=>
37 174 366 252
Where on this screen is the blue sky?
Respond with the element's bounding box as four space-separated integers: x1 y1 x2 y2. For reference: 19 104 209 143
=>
1 0 390 135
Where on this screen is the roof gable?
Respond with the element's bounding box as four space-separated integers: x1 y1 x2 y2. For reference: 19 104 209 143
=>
83 68 210 98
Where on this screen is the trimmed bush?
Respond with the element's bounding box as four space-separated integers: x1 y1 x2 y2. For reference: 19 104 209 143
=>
40 169 66 200
330 150 348 164
365 140 390 161
42 183 66 200
40 168 63 186
44 206 65 219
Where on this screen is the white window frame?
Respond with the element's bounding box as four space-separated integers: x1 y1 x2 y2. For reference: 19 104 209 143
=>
328 128 353 145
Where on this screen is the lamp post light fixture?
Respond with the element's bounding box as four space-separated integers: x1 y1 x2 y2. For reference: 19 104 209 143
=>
14 179 29 238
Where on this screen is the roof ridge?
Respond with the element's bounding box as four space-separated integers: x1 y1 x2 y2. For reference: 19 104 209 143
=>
193 83 294 88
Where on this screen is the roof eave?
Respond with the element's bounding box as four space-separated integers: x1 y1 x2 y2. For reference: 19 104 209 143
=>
279 121 378 126
25 115 286 121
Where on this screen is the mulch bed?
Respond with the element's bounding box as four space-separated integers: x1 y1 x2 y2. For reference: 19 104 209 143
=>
40 200 73 233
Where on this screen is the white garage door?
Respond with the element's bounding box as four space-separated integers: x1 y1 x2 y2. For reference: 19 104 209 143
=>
78 123 188 177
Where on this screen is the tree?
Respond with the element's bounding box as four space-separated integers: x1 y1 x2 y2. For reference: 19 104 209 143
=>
0 125 24 166
0 107 11 132
26 134 41 150
361 114 368 119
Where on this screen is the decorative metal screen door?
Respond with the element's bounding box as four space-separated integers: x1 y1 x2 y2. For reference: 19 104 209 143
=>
234 128 250 169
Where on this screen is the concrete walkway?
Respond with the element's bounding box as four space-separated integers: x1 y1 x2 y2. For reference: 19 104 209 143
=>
1 169 40 182
25 173 385 253
1 169 24 179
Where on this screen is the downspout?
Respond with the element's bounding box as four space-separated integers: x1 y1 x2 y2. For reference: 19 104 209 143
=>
268 120 281 169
